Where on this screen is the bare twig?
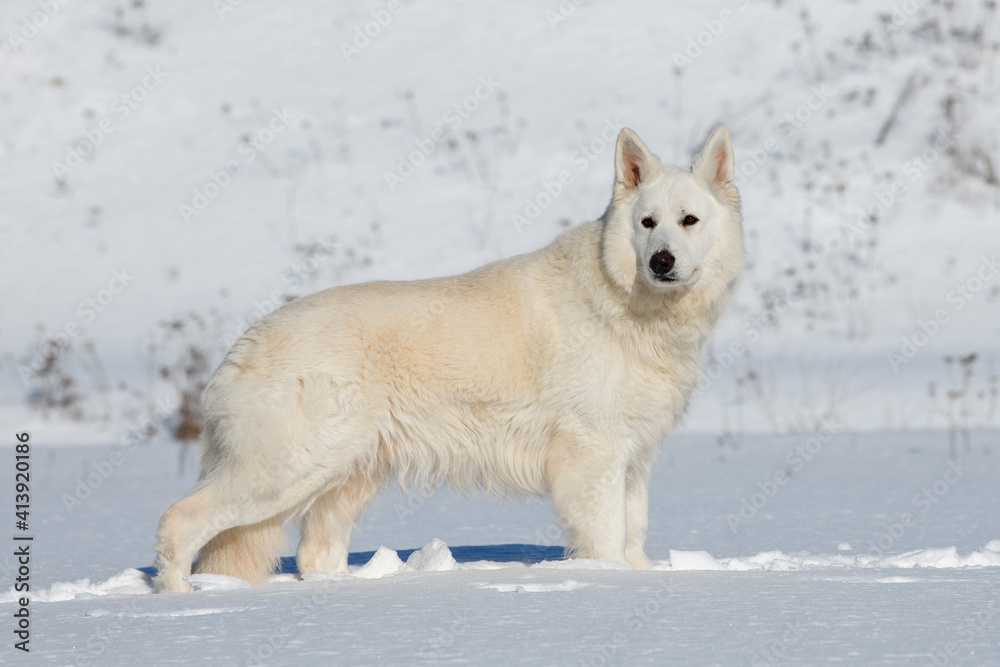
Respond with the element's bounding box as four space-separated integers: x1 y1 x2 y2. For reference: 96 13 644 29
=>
875 70 920 145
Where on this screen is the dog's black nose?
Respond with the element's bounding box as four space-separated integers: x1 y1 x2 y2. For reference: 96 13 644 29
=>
649 250 676 277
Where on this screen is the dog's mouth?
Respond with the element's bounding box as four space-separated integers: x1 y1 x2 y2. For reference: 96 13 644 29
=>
650 267 699 286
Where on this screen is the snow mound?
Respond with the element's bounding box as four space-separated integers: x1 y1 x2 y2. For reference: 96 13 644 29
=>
0 568 153 603
352 546 406 579
668 550 726 571
406 538 457 572
659 542 1000 572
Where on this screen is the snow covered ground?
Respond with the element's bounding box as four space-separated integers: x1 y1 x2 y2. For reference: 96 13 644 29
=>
2 430 999 664
2 0 1000 664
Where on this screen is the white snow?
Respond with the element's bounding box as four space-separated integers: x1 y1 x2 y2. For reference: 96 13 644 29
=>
14 539 999 605
185 573 253 592
667 549 727 571
353 545 407 579
405 538 458 572
1 431 998 664
2 0 1000 663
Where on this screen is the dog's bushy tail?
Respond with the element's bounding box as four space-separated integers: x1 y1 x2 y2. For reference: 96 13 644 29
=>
192 515 285 585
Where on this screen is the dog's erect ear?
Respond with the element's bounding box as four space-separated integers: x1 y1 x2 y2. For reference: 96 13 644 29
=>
692 126 738 209
614 128 657 194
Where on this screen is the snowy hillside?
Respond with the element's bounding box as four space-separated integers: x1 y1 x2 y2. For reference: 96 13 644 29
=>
1 0 998 439
1 0 999 664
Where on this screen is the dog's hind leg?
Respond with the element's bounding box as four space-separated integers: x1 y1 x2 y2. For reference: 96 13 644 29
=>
154 468 335 593
296 465 388 576
154 484 227 593
193 514 286 585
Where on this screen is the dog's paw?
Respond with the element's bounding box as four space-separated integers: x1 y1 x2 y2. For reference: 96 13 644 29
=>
626 550 653 570
153 571 195 593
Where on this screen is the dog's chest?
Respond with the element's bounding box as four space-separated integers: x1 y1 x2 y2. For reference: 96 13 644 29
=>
556 325 703 433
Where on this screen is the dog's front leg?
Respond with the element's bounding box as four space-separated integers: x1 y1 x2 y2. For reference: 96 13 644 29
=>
548 444 628 565
625 463 653 569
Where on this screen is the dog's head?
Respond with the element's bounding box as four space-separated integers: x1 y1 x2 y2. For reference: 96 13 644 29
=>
602 127 743 298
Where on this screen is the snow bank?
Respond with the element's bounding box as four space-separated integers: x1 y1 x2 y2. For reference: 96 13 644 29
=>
5 540 999 604
0 568 154 603
658 540 1000 572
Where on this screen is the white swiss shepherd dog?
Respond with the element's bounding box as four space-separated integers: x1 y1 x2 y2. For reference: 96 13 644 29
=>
153 127 745 592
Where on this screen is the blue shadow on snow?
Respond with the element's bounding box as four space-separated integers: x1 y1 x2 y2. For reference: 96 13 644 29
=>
137 544 565 578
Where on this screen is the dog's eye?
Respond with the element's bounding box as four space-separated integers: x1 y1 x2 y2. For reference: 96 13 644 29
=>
641 216 657 229
681 214 699 226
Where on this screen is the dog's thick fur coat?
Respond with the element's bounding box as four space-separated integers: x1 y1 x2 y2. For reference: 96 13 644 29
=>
154 127 744 592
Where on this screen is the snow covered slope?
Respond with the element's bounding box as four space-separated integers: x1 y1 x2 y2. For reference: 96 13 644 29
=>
1 0 998 438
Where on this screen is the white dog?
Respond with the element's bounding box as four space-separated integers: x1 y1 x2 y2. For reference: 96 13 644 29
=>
154 126 744 592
